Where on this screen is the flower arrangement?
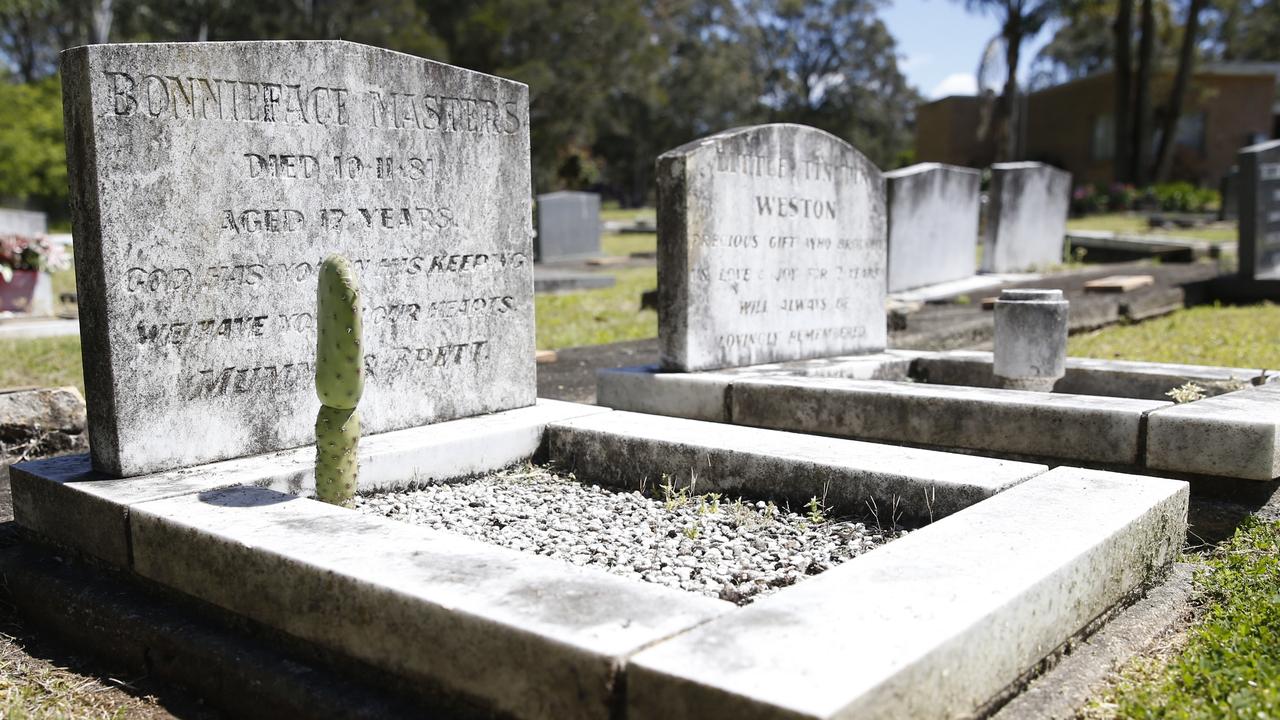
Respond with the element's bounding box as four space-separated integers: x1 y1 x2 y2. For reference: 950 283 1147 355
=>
0 234 70 282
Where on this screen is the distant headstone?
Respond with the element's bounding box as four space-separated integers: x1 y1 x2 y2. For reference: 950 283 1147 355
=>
884 163 980 292
534 191 601 261
981 162 1072 273
61 40 534 476
0 208 48 236
656 124 886 372
1237 139 1280 281
1219 166 1238 221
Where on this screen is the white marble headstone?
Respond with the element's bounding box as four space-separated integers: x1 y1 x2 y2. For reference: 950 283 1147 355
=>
61 41 535 476
656 124 887 372
884 163 980 292
980 162 1072 273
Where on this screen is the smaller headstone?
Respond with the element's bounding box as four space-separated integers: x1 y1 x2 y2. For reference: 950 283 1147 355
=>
884 163 980 292
1237 139 1280 280
534 191 601 262
981 162 1072 273
993 289 1068 392
1219 167 1238 221
0 208 48 236
656 124 887 372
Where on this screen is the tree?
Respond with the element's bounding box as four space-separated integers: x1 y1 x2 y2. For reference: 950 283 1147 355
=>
1153 0 1207 181
960 0 1060 162
1204 0 1280 61
1130 0 1155 184
1113 0 1132 182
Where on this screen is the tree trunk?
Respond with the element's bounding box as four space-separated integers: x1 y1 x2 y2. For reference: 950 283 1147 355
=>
1113 0 1133 183
997 15 1023 162
1153 0 1206 182
1131 0 1155 185
91 0 113 44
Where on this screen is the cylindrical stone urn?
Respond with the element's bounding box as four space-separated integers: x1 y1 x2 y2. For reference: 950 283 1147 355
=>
993 289 1069 392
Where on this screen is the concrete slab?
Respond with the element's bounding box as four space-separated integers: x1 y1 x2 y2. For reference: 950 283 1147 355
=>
730 377 1169 465
547 411 1048 522
1146 385 1280 480
11 399 607 565
129 486 731 720
908 350 1268 401
596 367 732 422
625 467 1189 720
888 273 1039 304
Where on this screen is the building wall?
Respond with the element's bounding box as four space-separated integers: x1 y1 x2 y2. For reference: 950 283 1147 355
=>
914 96 994 169
915 70 1276 187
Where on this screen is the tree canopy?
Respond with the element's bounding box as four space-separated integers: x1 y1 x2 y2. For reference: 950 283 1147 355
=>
0 0 922 217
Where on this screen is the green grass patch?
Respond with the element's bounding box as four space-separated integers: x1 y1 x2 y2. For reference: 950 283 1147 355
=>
601 232 656 257
0 335 84 394
1067 212 1236 243
599 205 655 223
1068 303 1280 370
1100 519 1280 719
535 267 656 350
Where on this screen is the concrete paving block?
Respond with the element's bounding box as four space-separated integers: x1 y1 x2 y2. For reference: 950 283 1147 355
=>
12 400 607 565
909 350 1268 401
596 366 731 422
547 411 1047 522
730 377 1169 465
129 487 731 720
626 467 1189 720
1146 385 1280 480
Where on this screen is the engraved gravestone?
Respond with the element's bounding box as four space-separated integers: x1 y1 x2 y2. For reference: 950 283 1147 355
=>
657 124 886 372
980 162 1072 273
884 163 980 292
534 191 601 261
1237 139 1280 280
0 208 48 236
61 41 535 476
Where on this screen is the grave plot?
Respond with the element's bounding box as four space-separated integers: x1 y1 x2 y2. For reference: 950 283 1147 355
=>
14 42 1190 720
600 126 1280 483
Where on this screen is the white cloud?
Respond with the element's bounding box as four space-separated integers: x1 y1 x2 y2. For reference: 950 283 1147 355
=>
930 72 978 99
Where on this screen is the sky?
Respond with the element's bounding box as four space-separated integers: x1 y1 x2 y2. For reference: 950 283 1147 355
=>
881 0 1054 100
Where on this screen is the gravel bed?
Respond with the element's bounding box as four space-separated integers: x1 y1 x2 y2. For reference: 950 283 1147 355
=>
355 465 903 604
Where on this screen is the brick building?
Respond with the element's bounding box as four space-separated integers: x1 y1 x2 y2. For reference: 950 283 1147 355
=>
915 63 1280 186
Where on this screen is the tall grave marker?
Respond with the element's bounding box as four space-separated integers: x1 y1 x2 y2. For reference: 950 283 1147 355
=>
656 124 886 371
981 162 1072 273
1238 139 1280 281
62 41 535 476
884 163 980 292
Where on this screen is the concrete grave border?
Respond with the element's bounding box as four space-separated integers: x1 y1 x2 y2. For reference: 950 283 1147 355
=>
598 350 1280 481
14 401 1188 719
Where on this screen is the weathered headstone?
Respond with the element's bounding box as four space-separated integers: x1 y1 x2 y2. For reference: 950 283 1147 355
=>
657 124 886 372
0 208 48 236
534 191 601 261
884 163 980 292
1219 167 1238 221
980 162 1072 273
1238 139 1280 280
61 41 534 476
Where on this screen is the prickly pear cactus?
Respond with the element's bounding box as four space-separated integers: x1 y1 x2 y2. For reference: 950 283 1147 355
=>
316 405 360 506
315 254 363 507
316 255 363 410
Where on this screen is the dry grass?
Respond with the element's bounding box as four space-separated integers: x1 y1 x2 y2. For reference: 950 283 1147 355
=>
0 630 175 720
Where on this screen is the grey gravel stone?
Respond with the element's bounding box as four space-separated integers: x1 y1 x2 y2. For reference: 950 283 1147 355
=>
355 465 900 604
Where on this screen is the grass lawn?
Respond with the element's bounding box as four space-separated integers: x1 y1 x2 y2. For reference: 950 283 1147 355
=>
0 336 84 395
1068 303 1280 370
1067 212 1236 243
1089 519 1280 719
602 231 656 257
535 266 656 350
599 205 655 224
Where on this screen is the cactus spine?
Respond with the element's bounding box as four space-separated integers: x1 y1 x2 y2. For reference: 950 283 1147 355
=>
315 254 362 506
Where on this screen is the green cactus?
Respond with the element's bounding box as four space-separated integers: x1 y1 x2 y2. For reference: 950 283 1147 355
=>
316 254 363 410
316 405 360 506
315 254 363 507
